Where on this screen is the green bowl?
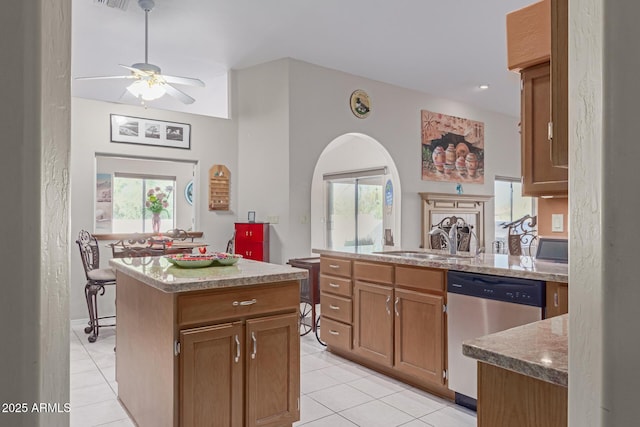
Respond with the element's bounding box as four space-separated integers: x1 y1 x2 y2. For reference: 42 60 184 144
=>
173 255 215 268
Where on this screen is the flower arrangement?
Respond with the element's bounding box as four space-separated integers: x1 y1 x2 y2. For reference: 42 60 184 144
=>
146 186 173 216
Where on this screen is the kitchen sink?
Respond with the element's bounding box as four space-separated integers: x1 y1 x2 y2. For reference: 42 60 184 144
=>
374 251 475 262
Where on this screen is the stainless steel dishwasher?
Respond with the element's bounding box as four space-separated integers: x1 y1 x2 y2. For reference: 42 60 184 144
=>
446 271 545 409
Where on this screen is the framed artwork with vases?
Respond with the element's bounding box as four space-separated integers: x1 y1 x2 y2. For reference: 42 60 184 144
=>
420 110 485 184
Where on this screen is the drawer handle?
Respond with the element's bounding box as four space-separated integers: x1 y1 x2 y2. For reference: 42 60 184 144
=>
234 334 240 363
329 304 340 310
233 299 257 307
329 264 340 269
329 330 340 335
554 292 559 307
251 331 257 359
329 283 340 288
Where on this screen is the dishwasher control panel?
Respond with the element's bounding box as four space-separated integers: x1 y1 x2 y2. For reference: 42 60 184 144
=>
447 271 545 307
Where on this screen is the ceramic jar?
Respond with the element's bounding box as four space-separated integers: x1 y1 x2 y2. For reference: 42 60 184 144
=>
432 146 445 172
456 156 467 176
465 152 479 177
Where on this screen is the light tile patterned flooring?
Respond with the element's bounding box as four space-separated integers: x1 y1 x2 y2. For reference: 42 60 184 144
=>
70 319 476 427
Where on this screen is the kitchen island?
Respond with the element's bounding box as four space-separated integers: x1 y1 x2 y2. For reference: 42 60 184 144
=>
463 314 568 426
109 256 308 427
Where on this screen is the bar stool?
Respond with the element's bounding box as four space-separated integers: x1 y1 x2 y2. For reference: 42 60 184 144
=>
76 230 116 343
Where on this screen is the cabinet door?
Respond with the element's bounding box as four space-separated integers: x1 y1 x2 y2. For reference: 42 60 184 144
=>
521 62 568 197
235 241 265 261
246 313 300 427
545 281 568 318
353 281 394 366
393 289 445 385
235 223 265 242
180 322 244 427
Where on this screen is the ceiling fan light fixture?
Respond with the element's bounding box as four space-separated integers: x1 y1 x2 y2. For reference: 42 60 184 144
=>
126 79 166 101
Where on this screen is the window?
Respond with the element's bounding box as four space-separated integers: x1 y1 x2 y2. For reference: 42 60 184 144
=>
325 167 386 253
95 155 195 234
494 177 535 252
112 174 175 233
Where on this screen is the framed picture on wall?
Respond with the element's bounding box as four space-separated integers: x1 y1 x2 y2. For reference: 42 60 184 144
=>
110 114 191 150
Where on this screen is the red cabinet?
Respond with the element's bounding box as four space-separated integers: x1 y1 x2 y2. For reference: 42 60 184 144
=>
235 223 270 262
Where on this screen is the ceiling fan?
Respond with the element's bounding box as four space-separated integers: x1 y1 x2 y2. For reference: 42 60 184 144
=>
76 0 204 105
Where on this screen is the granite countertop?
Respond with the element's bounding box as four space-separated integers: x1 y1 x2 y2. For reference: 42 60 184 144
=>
462 314 568 387
109 257 308 293
312 249 568 283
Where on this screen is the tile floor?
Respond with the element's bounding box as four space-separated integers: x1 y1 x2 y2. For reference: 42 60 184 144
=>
70 319 477 427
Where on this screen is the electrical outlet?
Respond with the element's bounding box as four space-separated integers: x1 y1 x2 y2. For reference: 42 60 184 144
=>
551 214 564 232
267 215 279 224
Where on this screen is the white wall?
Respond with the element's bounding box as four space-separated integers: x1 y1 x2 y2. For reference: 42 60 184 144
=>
70 97 237 320
235 59 291 262
276 59 519 261
1 1 71 426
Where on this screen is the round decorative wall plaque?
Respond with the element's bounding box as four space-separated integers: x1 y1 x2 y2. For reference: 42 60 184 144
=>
350 89 371 119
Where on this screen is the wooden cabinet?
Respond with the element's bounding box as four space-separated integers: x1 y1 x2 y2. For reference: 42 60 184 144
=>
235 223 269 262
246 314 300 427
116 274 300 427
550 0 568 167
353 280 394 366
545 281 568 318
320 256 448 395
508 0 568 196
319 257 353 351
180 322 244 427
521 62 568 196
179 313 299 427
394 288 444 385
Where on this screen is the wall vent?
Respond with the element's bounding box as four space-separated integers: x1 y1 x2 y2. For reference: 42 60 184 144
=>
94 0 129 11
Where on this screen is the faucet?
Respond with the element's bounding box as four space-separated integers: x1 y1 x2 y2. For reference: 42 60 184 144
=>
429 227 457 255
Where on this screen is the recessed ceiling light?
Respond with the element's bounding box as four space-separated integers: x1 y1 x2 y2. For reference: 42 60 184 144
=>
478 84 490 90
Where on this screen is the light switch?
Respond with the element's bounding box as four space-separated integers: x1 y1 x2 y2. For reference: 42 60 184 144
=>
551 214 564 232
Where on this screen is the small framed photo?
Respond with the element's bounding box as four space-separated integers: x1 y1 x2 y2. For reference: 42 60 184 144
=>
248 211 256 223
110 114 191 150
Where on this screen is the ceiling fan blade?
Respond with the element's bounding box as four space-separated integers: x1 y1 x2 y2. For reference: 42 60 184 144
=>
75 75 137 81
163 83 195 104
162 74 205 87
118 64 152 76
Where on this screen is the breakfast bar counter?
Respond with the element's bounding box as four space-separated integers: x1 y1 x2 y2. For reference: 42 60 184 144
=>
462 315 568 427
109 257 307 427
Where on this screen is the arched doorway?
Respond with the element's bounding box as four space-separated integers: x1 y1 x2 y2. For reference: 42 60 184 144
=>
311 133 401 252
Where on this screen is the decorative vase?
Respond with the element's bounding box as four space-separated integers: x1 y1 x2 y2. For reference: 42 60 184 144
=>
432 146 446 173
152 213 161 234
465 152 479 177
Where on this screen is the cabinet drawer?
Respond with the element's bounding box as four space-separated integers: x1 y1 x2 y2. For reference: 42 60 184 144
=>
320 257 352 278
321 317 351 351
320 292 352 324
395 266 444 293
177 282 299 327
353 261 393 285
320 274 352 297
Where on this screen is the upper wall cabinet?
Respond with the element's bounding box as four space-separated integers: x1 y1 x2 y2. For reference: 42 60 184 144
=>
507 0 568 197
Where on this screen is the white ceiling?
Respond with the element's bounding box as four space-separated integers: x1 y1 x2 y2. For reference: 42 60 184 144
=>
72 0 534 118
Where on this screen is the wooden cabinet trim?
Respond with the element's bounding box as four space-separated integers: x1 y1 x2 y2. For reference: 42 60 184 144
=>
177 282 299 328
320 257 352 278
395 265 445 294
319 274 352 298
353 261 394 285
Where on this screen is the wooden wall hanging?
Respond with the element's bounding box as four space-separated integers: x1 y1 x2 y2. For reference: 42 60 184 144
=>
208 165 230 211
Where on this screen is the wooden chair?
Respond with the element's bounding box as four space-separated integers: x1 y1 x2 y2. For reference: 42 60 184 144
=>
76 230 116 343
